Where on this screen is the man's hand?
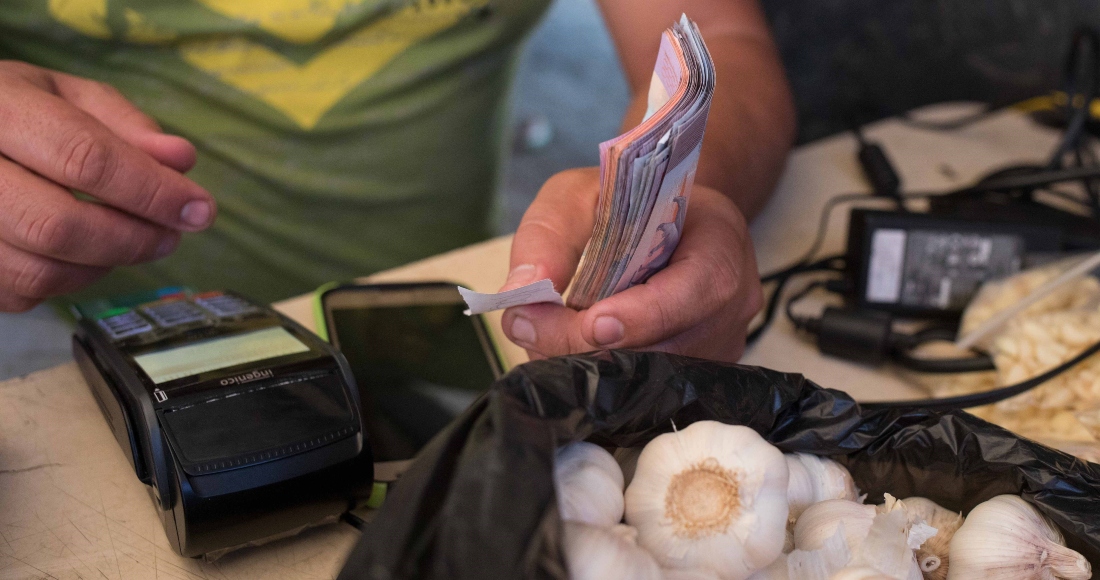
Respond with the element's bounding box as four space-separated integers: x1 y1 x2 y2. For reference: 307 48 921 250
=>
499 0 794 361
500 167 762 363
0 61 215 312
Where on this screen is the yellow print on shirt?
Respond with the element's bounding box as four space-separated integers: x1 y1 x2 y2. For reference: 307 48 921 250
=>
48 0 487 129
48 0 110 38
194 0 373 44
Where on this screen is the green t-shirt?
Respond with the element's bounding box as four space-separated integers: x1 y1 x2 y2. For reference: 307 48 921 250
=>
0 0 549 303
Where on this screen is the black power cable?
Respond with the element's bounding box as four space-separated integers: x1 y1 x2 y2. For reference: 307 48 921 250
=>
747 256 843 346
1049 28 1100 172
864 337 1100 411
748 27 1100 410
888 326 995 374
745 155 1100 350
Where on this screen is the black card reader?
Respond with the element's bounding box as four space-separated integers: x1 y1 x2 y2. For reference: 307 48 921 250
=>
71 288 374 557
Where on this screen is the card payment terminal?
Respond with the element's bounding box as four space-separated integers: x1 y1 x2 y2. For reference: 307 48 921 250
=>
71 289 374 557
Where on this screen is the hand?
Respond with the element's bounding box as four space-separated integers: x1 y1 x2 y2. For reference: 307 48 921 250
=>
501 167 763 363
0 61 215 312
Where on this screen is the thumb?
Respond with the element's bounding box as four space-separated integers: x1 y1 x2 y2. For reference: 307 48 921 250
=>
502 167 599 294
49 71 196 173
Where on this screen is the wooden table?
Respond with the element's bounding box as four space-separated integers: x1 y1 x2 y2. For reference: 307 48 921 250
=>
0 106 1067 579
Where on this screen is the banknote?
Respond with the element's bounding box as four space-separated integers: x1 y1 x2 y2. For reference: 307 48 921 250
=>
458 15 713 316
458 279 563 315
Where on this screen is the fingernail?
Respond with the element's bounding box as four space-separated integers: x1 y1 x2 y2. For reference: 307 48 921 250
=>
510 315 537 346
500 264 537 291
180 201 211 228
592 316 624 346
154 236 178 259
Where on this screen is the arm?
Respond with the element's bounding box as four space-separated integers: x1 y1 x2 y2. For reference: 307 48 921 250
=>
500 0 794 363
600 0 795 219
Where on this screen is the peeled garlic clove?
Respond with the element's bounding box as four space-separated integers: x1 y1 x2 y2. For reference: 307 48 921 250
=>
785 453 860 522
562 521 662 580
829 567 894 580
947 495 1091 580
793 499 877 552
896 497 962 580
625 421 789 580
555 441 625 526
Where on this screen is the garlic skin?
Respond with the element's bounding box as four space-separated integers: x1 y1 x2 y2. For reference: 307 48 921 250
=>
851 497 932 580
664 568 721 580
562 521 662 580
785 453 860 522
947 495 1091 580
555 441 625 526
793 499 877 551
790 526 854 579
625 421 789 580
830 567 894 580
747 555 789 580
897 497 963 580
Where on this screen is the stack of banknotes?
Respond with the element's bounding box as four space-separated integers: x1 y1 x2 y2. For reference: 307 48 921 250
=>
458 16 713 316
566 14 715 309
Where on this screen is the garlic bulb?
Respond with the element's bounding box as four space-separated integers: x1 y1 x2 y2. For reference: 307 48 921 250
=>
785 453 861 522
830 567 894 580
793 499 877 551
555 441 624 526
625 421 789 580
562 521 662 580
897 497 962 580
947 495 1091 580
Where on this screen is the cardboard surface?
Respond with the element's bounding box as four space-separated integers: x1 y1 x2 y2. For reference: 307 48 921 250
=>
0 107 1066 578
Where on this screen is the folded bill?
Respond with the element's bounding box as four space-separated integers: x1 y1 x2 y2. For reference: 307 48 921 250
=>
458 279 563 315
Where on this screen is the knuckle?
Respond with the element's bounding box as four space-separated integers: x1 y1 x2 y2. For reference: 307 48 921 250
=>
711 260 740 305
59 128 116 190
541 167 597 194
652 298 676 338
130 171 167 217
12 258 63 299
0 60 39 81
519 215 564 244
14 209 76 257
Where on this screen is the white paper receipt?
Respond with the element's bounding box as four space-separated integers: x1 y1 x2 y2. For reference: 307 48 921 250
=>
457 279 564 315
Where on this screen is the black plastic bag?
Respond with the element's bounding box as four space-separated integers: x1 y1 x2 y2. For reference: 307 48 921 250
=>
338 350 1100 580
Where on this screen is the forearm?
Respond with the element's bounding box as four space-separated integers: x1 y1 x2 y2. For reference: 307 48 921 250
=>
618 26 796 220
